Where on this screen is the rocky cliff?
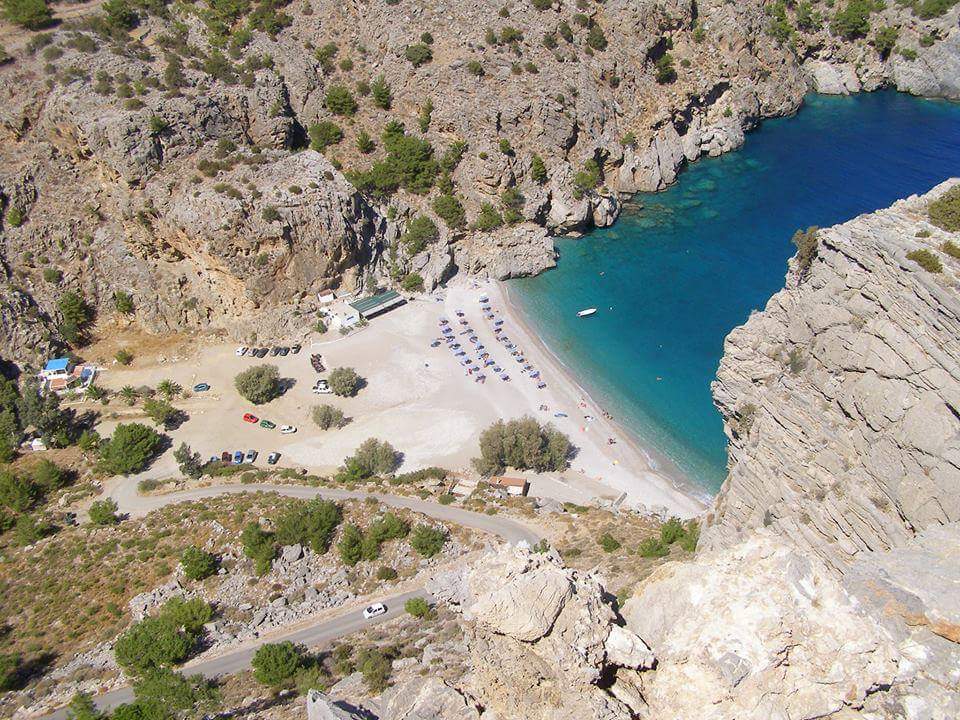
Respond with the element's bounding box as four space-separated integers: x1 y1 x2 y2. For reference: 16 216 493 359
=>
705 179 960 571
1 0 959 365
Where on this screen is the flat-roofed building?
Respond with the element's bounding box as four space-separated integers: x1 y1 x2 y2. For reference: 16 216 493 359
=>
348 290 406 320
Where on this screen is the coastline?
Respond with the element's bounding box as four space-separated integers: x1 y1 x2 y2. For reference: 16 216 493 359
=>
500 280 714 507
487 280 710 516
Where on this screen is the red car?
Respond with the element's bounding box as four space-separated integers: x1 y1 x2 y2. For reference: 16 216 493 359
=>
243 413 259 424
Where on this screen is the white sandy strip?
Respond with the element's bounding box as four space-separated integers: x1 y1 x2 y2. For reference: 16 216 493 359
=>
94 279 707 518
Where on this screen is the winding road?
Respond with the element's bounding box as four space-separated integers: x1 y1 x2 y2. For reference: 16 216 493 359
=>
42 482 540 719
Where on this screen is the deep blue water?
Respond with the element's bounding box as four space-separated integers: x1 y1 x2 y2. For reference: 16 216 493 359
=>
510 91 960 494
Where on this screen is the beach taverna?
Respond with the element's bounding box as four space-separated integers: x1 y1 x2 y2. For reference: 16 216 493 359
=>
349 289 406 320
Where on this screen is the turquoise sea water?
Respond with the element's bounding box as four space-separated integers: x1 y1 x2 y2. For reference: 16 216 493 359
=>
510 91 960 494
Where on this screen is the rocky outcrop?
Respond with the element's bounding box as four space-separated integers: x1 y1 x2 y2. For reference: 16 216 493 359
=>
622 531 900 720
427 545 654 720
381 677 480 720
704 180 960 571
306 690 365 720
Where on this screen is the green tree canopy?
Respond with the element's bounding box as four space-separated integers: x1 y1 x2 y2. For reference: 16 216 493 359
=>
327 367 362 397
473 416 572 475
1 0 53 30
98 423 164 475
234 364 281 404
251 642 303 688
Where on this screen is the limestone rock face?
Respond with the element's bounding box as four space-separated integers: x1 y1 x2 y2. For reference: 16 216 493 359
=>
306 690 365 720
428 545 653 720
622 532 900 720
705 179 960 571
381 677 481 720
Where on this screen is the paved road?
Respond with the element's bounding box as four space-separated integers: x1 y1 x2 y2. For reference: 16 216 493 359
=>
111 481 540 544
43 482 539 718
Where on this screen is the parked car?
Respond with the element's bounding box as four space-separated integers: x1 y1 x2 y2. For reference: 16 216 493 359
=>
221 451 232 462
291 344 302 354
260 419 276 429
279 425 297 434
269 347 280 356
233 450 244 464
245 449 258 463
279 347 289 356
236 347 248 356
267 451 280 465
243 413 259 424
209 455 219 464
362 603 387 620
312 380 332 394
193 383 210 392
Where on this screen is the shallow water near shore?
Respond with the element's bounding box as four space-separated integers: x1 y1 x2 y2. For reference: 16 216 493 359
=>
510 91 960 494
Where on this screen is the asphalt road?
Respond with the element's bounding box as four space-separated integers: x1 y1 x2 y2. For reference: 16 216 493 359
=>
42 482 539 718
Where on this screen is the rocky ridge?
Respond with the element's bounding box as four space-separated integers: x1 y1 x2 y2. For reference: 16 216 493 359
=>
705 179 960 571
1 0 958 365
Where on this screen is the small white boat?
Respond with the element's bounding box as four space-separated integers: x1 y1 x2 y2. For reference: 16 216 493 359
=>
577 308 597 317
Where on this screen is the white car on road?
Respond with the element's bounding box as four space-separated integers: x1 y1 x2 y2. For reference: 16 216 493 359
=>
279 425 297 434
362 603 387 620
236 347 248 356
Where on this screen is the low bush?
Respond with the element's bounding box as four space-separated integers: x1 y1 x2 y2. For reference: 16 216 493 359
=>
637 537 669 558
928 185 960 232
180 546 217 580
251 641 303 688
337 438 400 481
598 532 621 552
409 524 446 558
404 597 432 618
906 248 943 273
275 499 343 553
312 404 347 430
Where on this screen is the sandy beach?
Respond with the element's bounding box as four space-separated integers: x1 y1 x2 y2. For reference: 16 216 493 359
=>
92 278 707 518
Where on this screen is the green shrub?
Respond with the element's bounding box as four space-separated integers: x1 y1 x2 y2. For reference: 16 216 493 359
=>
309 121 343 151
251 642 302 688
376 565 397 580
57 290 94 346
401 273 424 292
42 267 62 284
180 546 217 580
234 364 281 404
586 24 607 51
114 290 135 314
467 59 484 77
678 520 700 552
312 404 347 430
637 537 669 558
98 423 164 476
328 366 362 397
114 615 193 674
357 648 392 693
433 194 466 229
324 85 357 116
598 532 620 552
242 522 276 574
338 523 364 565
791 226 819 277
356 129 375 154
262 205 281 222
831 0 875 39
530 154 547 184
337 438 400 481
573 159 601 198
1 0 53 30
275 499 342 553
371 75 392 109
899 47 918 60
659 517 685 544
404 43 432 67
409 524 446 557
437 493 455 505
5 206 23 227
906 249 942 273
654 53 676 84
400 215 439 255
348 124 438 196
473 416 572 475
404 597 432 618
88 498 119 525
473 202 503 232
941 240 960 259
873 25 898 57
928 185 960 231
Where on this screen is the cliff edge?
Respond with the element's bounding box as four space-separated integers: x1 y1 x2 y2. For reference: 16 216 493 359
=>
705 179 960 571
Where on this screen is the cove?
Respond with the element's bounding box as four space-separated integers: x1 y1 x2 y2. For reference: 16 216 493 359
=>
509 91 960 494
